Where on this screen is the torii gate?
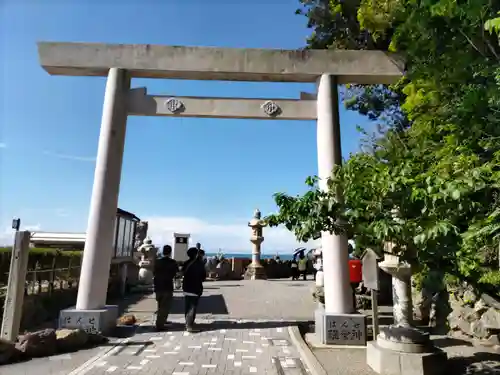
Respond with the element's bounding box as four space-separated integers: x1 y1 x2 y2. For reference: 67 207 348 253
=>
37 42 403 338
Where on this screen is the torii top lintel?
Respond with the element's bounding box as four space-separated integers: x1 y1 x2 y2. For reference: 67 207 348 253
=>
37 42 404 85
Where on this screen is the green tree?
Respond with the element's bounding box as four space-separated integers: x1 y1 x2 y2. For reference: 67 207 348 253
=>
268 0 500 293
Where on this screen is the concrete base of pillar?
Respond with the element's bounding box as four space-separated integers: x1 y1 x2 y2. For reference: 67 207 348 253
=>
367 341 447 375
314 306 367 346
244 264 267 280
377 325 432 353
59 305 119 334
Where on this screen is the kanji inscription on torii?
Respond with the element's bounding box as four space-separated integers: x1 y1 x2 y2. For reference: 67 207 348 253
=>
325 314 367 346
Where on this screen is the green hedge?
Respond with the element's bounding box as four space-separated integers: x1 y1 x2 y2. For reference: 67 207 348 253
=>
0 247 82 258
0 248 83 287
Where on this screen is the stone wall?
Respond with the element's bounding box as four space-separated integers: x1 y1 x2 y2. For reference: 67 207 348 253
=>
448 287 500 347
212 258 294 280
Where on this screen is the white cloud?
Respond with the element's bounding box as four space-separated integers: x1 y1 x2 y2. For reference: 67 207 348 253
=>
43 151 96 162
0 142 6 149
145 216 319 254
0 215 320 255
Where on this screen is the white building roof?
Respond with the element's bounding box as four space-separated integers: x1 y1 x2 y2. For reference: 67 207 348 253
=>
30 231 86 244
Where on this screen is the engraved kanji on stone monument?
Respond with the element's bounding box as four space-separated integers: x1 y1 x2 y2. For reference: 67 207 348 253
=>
325 315 366 345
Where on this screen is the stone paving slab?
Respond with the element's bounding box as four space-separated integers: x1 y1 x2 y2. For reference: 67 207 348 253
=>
1 345 106 375
62 318 311 375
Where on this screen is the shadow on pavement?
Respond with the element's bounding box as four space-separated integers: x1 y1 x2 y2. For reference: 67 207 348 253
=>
120 293 229 316
433 336 474 348
114 290 155 315
168 294 229 315
204 284 242 289
112 320 305 338
196 320 301 332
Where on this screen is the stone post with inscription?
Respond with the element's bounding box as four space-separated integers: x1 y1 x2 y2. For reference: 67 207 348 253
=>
366 254 447 375
244 209 267 280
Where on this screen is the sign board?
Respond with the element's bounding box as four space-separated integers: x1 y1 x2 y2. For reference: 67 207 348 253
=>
361 248 380 291
172 233 190 262
325 314 366 346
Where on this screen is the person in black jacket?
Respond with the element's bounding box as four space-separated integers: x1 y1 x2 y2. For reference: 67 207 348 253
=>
182 247 207 332
153 245 179 331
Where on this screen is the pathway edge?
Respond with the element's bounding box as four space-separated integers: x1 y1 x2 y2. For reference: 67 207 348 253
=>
67 337 129 375
288 325 328 375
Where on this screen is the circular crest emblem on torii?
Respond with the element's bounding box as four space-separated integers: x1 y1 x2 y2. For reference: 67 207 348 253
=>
261 100 281 117
164 97 185 113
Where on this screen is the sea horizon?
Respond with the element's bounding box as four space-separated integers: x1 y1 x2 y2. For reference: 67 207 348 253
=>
204 252 294 260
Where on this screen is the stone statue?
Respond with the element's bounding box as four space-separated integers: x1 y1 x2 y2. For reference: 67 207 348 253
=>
136 237 156 284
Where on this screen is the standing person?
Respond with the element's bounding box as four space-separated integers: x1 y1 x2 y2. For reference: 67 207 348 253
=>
153 245 178 331
298 252 308 281
182 247 206 332
290 255 299 280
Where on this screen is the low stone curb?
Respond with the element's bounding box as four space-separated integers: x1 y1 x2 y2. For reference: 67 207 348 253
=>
288 325 327 375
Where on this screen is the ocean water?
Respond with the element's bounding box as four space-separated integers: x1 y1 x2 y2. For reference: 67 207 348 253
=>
205 252 294 261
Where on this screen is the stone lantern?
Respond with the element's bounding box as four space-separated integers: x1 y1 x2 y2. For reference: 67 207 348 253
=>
367 252 447 375
244 209 267 280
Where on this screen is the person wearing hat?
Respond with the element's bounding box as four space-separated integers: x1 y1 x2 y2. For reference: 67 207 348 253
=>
181 246 207 332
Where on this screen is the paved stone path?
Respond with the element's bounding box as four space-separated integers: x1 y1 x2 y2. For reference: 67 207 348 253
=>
66 318 310 375
124 280 317 323
2 280 316 375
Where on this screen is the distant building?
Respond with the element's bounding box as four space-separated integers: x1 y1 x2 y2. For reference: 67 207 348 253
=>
29 208 141 262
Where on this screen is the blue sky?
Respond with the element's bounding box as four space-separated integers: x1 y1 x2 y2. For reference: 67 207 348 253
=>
0 1 375 252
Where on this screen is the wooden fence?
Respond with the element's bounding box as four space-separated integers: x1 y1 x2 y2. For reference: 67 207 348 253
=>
0 251 82 298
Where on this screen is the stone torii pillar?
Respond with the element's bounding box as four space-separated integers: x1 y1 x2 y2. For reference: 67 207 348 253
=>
316 74 353 315
59 68 130 332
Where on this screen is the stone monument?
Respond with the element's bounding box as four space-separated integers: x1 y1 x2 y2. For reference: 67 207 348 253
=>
244 209 267 280
136 237 156 285
367 253 447 375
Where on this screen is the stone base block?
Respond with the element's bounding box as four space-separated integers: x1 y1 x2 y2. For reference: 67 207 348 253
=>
244 264 267 280
315 306 367 346
59 305 119 334
367 341 447 375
